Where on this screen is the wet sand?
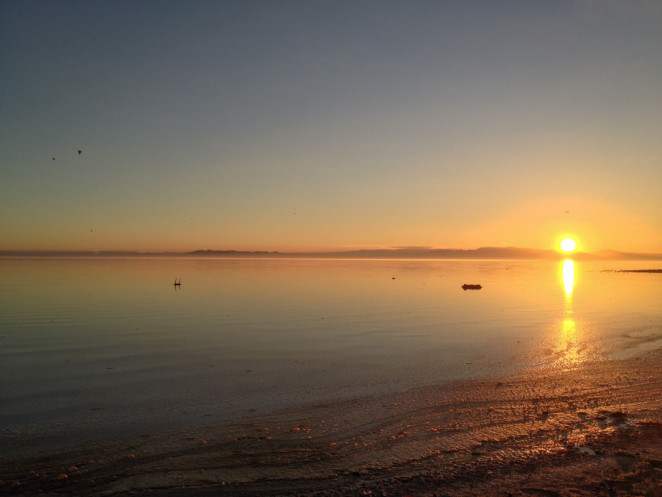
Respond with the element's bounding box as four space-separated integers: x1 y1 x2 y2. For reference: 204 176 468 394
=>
2 350 661 496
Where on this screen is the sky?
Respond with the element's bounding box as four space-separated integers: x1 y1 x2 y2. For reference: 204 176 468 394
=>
1 0 661 254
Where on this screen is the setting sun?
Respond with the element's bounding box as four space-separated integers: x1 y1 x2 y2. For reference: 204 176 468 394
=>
560 238 577 252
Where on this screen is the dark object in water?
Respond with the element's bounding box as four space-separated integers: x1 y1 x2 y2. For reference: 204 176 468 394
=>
462 284 482 290
173 278 181 286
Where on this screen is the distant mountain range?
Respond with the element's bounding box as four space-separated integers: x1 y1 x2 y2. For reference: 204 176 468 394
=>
3 247 661 260
187 247 662 260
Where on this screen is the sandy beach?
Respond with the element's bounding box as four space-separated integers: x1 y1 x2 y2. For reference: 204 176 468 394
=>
2 348 661 497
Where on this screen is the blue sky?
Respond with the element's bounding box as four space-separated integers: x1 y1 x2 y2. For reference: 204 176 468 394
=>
2 0 661 252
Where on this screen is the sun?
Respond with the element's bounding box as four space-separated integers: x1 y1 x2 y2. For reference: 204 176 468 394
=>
560 237 577 252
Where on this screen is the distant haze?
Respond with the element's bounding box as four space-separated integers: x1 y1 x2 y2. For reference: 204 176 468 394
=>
2 246 661 261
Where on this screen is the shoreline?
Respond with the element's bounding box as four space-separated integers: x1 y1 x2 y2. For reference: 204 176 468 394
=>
2 350 661 496
3 250 662 262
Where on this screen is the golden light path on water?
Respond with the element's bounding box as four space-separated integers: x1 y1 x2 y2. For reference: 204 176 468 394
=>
563 259 575 297
558 259 580 367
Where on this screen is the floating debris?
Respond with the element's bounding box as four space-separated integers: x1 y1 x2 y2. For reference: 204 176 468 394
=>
462 284 482 290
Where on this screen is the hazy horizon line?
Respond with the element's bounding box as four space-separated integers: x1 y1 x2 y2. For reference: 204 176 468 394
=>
2 246 661 261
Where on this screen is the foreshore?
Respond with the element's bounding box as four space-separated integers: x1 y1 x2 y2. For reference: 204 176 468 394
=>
2 350 661 496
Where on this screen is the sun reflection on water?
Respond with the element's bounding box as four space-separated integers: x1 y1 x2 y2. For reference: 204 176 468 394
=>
562 259 574 299
556 259 582 367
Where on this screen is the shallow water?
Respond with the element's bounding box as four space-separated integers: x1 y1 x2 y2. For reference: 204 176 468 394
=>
1 257 660 453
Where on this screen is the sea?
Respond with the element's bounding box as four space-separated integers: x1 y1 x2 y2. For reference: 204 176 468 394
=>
1 257 660 454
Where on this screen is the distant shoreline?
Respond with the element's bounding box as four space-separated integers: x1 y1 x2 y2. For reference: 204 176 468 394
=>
602 268 662 273
2 246 662 261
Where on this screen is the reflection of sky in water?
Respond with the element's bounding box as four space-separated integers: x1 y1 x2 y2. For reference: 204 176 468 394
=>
551 258 662 368
0 257 660 450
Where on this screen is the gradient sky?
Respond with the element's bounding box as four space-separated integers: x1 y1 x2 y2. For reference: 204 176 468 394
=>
2 0 661 253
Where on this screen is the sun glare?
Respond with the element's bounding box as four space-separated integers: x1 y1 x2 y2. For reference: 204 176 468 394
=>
562 259 575 296
560 237 577 252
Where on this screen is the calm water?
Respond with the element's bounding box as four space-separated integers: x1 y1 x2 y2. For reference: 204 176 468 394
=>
1 257 661 453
